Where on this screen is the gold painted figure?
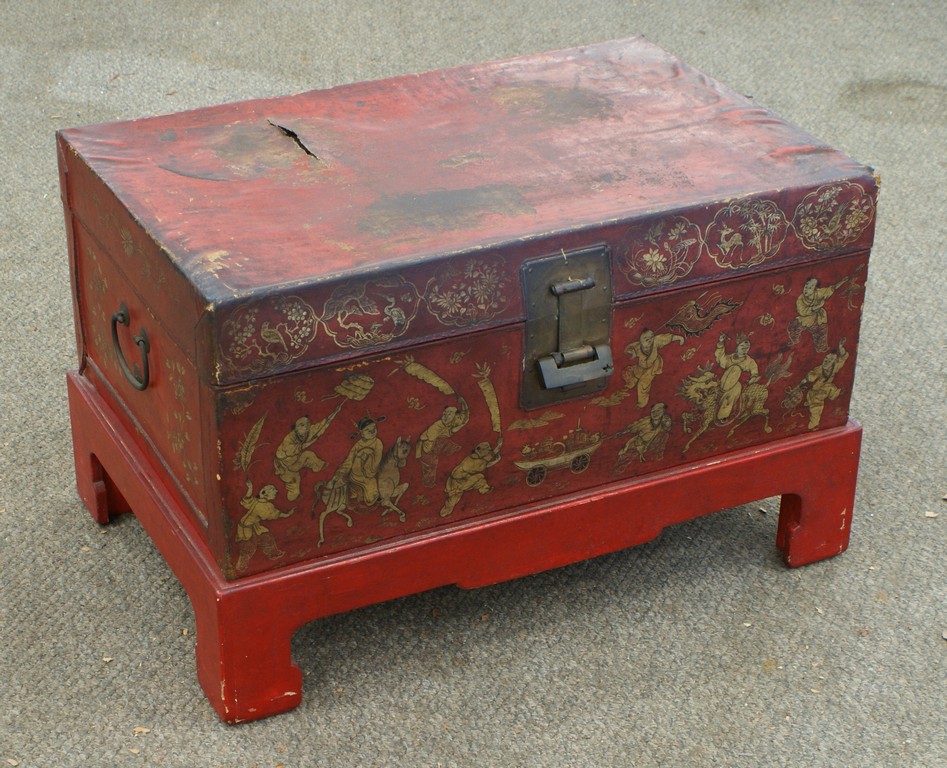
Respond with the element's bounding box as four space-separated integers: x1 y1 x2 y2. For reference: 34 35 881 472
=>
316 416 384 545
327 417 383 503
617 403 672 463
376 437 411 521
235 481 295 572
621 328 685 408
680 332 778 454
274 403 342 501
439 439 503 518
415 398 469 487
315 426 413 546
787 276 847 352
794 338 849 429
714 332 758 421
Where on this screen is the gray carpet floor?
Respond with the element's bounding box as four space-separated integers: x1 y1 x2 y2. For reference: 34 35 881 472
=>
1 2 944 766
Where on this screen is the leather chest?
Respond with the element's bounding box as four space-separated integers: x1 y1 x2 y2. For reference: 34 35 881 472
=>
58 37 876 721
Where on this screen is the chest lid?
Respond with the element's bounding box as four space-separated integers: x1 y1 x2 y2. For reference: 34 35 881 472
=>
57 37 876 386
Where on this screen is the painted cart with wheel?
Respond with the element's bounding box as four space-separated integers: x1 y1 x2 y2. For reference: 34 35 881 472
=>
515 430 603 486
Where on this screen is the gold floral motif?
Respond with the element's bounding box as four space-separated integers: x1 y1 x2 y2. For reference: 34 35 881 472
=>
120 227 135 256
182 459 201 488
84 245 112 366
792 182 875 251
90 307 109 363
167 412 190 454
92 191 119 232
87 246 109 296
119 225 165 291
619 216 702 287
424 256 510 327
163 359 198 487
166 359 187 402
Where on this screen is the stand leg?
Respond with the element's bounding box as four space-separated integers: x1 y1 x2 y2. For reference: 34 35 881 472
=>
71 419 131 524
192 588 303 723
775 429 860 567
68 371 305 723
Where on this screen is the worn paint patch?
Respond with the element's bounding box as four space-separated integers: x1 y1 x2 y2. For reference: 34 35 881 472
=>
211 123 301 175
191 249 230 280
359 184 535 236
159 122 325 182
489 83 615 124
440 152 493 168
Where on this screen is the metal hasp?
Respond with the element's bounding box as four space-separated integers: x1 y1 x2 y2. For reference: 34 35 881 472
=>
522 244 614 409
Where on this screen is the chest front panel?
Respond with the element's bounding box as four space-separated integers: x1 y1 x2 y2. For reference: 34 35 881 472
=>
214 250 867 577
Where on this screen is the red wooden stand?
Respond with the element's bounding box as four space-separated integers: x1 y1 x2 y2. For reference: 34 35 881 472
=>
67 371 861 723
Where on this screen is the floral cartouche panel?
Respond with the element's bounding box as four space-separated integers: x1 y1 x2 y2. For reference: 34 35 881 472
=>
216 251 867 577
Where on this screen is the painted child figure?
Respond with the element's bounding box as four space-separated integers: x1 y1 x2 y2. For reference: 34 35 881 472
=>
439 439 503 518
787 276 847 352
799 338 849 429
235 482 295 572
274 404 342 501
622 329 685 408
416 398 469 487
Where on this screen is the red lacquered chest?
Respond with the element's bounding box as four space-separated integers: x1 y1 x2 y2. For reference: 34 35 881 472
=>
58 37 877 722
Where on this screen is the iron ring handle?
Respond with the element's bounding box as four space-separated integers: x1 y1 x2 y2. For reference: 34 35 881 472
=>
110 301 150 391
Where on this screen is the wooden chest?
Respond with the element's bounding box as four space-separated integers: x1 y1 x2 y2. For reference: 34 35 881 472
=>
58 38 876 722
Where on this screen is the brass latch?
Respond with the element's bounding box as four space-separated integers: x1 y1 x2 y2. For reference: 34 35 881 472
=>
522 244 614 409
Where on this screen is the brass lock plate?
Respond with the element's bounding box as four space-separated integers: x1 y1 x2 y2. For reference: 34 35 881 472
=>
521 244 614 409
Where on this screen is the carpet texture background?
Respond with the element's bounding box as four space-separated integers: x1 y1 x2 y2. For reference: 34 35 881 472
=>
1 2 944 766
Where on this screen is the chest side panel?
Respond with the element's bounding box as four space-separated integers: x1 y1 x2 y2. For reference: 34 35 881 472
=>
214 250 868 578
71 218 209 528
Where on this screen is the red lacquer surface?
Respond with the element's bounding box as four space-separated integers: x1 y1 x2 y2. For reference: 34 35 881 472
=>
69 370 861 723
57 37 876 385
